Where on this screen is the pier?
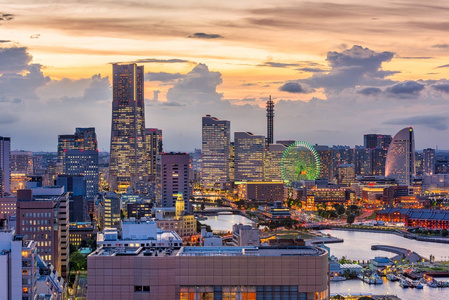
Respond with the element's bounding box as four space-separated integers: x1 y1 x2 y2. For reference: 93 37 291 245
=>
371 245 427 263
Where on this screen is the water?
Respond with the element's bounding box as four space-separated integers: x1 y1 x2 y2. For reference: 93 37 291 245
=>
322 229 449 299
202 214 255 233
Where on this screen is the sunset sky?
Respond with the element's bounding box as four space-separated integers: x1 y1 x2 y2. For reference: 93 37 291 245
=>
1 0 449 151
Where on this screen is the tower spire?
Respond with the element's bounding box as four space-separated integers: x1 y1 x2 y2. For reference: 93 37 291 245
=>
266 95 274 145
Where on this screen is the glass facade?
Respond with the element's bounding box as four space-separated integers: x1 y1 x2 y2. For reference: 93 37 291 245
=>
264 144 286 182
109 64 147 191
145 128 162 180
234 132 265 182
202 115 231 188
65 149 99 199
385 127 415 185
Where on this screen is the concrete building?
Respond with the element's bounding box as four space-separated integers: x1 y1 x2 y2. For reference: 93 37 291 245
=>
423 148 436 175
10 150 34 175
16 187 70 278
69 222 95 247
158 153 191 211
314 145 333 181
337 164 355 187
201 115 231 189
57 174 87 222
0 231 39 300
423 174 449 192
231 223 260 246
385 127 415 186
234 132 265 182
0 136 11 196
145 128 162 181
154 196 197 238
109 63 147 192
0 196 17 219
87 245 329 300
96 217 183 248
235 181 284 203
57 127 97 164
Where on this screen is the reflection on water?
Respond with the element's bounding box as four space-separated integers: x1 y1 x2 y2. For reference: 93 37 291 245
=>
202 214 255 233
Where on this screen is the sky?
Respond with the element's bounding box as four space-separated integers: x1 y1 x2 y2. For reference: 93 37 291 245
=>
1 0 449 152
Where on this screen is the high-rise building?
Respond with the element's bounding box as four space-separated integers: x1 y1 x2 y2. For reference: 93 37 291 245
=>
266 95 274 145
145 128 162 181
314 145 333 180
264 143 286 182
16 187 70 278
371 147 387 176
0 136 11 196
109 63 147 192
56 174 87 222
157 153 191 211
103 192 121 229
65 149 99 199
385 127 415 185
354 146 371 176
423 148 436 175
57 127 97 163
10 150 33 175
337 164 356 187
201 115 231 188
0 231 39 300
364 134 392 149
234 132 265 181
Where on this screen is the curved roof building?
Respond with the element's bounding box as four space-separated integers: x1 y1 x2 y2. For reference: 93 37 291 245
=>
385 127 415 185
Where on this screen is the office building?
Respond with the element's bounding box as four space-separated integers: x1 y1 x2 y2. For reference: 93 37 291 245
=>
0 196 17 219
337 164 355 187
57 174 87 222
235 181 284 203
0 231 39 300
0 136 11 196
57 127 97 163
109 63 147 192
16 187 70 278
65 149 99 199
10 150 33 175
201 115 231 189
234 132 265 181
385 127 415 186
364 134 392 149
158 153 191 211
231 223 260 246
87 245 329 300
145 128 162 180
423 148 436 175
314 145 333 180
103 192 121 230
264 143 286 182
354 146 371 176
371 147 387 176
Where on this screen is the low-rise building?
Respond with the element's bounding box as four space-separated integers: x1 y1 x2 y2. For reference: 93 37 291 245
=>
231 223 260 246
87 245 329 300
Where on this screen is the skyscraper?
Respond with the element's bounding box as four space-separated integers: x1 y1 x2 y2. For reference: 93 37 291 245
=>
266 96 274 145
57 127 97 163
234 132 265 181
0 136 11 196
423 148 436 175
201 115 231 189
364 134 392 149
145 128 162 181
264 143 286 182
10 150 33 175
385 127 415 185
109 63 147 192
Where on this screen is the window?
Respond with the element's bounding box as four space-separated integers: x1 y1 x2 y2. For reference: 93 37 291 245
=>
135 286 150 293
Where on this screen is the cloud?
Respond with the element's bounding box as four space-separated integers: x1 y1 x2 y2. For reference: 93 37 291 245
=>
152 90 160 101
30 34 40 39
0 40 10 43
436 64 449 69
117 58 191 64
432 44 449 49
145 72 185 82
161 101 185 107
0 113 18 124
165 63 223 105
386 81 424 95
188 32 223 39
0 13 14 21
358 87 382 96
241 83 257 86
397 56 433 60
288 45 396 93
279 81 309 93
262 62 299 68
432 83 449 93
0 47 33 74
384 115 448 130
297 67 326 73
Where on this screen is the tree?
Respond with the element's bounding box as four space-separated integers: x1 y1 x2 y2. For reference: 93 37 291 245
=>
347 214 355 224
69 251 87 271
336 205 346 216
200 203 205 211
442 229 448 237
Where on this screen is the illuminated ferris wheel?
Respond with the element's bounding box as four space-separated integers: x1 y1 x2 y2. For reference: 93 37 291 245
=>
281 141 321 185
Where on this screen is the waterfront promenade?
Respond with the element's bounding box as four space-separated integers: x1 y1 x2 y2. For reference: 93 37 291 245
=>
371 245 426 263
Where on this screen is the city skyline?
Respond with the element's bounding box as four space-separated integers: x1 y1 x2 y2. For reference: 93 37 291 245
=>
1 1 449 152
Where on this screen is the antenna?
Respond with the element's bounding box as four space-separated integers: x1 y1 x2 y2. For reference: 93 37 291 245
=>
266 95 274 145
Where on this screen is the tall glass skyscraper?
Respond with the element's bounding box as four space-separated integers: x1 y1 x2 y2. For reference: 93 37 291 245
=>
385 127 415 186
201 115 230 189
423 148 436 175
0 136 11 196
109 64 147 191
145 128 162 181
57 127 97 163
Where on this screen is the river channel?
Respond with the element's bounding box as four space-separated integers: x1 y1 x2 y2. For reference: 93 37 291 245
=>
203 213 255 233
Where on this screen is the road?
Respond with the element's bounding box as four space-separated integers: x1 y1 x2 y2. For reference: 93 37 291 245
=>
75 276 87 299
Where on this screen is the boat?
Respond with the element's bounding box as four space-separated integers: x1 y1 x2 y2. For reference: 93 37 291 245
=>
386 274 399 282
412 280 423 289
427 280 438 288
372 274 383 285
330 276 346 282
399 279 409 288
